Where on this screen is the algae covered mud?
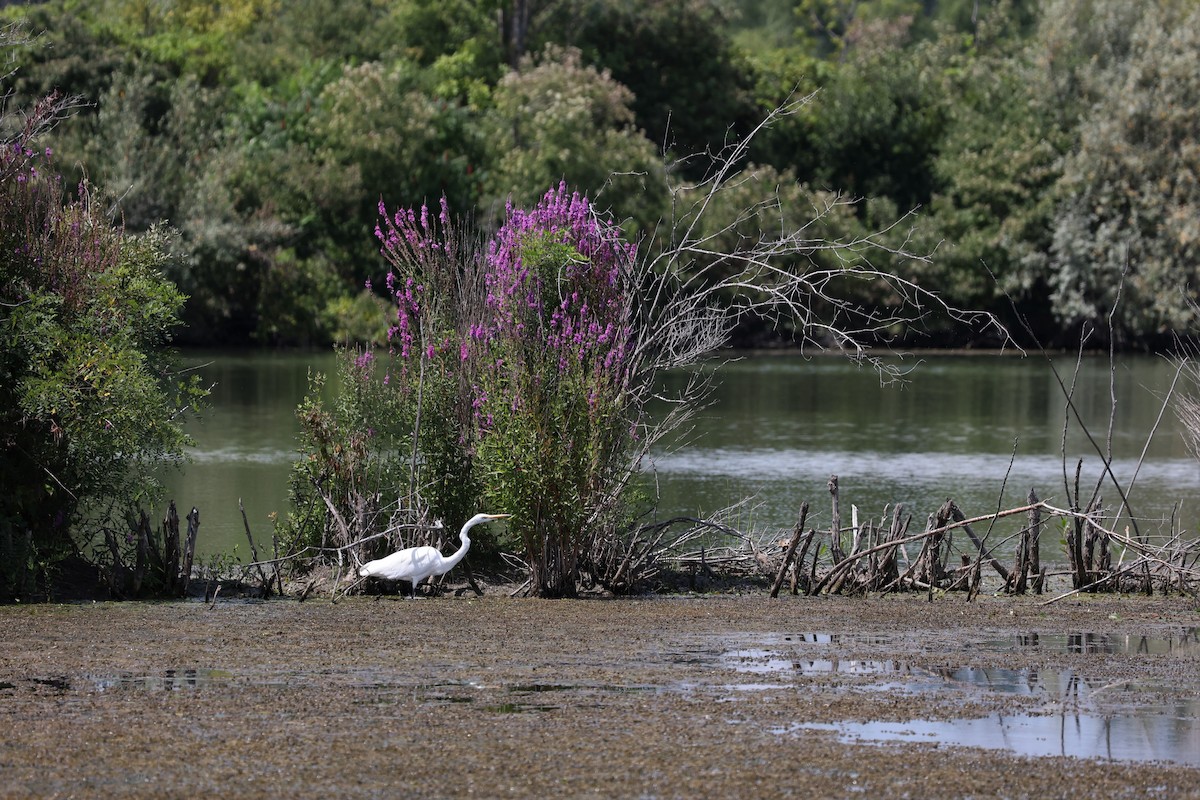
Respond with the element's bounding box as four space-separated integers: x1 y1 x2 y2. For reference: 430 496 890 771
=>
3 595 1200 798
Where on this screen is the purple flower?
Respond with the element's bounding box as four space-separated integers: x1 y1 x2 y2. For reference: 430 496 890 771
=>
376 185 635 459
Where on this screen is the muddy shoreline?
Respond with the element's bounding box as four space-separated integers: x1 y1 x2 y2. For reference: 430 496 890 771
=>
2 592 1199 798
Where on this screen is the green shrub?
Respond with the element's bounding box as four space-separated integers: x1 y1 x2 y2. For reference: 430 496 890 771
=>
0 140 204 600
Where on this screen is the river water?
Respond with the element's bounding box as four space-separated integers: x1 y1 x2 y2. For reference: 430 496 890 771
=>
161 350 1200 558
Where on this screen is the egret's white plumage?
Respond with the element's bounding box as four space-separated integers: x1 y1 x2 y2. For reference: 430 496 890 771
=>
358 513 510 597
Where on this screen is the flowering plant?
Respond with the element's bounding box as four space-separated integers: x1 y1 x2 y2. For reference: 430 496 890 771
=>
472 184 635 595
370 183 636 595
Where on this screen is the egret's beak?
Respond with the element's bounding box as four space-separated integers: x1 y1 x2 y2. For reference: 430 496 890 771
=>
487 514 513 520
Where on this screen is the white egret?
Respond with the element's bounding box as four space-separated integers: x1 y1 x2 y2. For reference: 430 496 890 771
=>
358 513 510 597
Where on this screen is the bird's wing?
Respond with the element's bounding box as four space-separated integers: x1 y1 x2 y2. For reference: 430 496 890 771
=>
406 546 443 575
362 547 427 580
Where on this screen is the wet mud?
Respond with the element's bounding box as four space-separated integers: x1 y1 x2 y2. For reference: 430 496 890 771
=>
2 592 1199 798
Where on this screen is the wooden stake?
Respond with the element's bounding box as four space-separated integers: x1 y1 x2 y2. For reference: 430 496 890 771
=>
770 503 810 598
1028 488 1041 581
162 503 180 595
182 507 199 597
828 475 846 562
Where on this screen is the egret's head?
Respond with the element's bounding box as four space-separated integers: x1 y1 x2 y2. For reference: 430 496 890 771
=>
465 512 511 529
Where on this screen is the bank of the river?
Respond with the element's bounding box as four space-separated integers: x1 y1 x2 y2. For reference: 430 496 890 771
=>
2 593 1199 798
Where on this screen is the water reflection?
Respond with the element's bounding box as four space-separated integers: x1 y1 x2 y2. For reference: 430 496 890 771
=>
736 629 1199 657
89 668 232 691
718 635 1200 766
793 707 1200 766
722 648 1097 699
978 629 1200 656
723 648 928 683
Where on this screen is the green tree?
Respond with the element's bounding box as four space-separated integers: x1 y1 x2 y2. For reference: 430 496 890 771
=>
808 31 947 214
230 0 414 85
923 0 1197 345
1046 1 1200 341
389 0 501 69
548 0 758 169
69 66 314 344
1 139 202 599
484 45 667 233
0 4 127 116
315 60 484 217
52 0 275 83
794 0 921 57
921 4 1074 335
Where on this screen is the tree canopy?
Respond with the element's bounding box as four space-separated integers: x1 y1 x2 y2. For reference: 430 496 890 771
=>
2 0 1195 349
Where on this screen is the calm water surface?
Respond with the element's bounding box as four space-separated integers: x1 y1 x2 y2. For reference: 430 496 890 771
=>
161 351 1200 557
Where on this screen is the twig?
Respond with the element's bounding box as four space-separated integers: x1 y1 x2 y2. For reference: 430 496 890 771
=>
948 501 1010 583
240 498 272 595
298 579 317 602
1039 558 1154 606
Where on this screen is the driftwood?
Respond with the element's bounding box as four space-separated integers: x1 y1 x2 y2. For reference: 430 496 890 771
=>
947 502 1009 583
749 476 1200 600
1008 489 1039 595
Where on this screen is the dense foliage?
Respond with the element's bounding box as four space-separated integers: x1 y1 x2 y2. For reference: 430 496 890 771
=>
470 186 635 594
3 0 1196 349
0 124 203 600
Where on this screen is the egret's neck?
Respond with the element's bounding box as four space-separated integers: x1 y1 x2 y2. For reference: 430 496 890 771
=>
444 530 471 569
